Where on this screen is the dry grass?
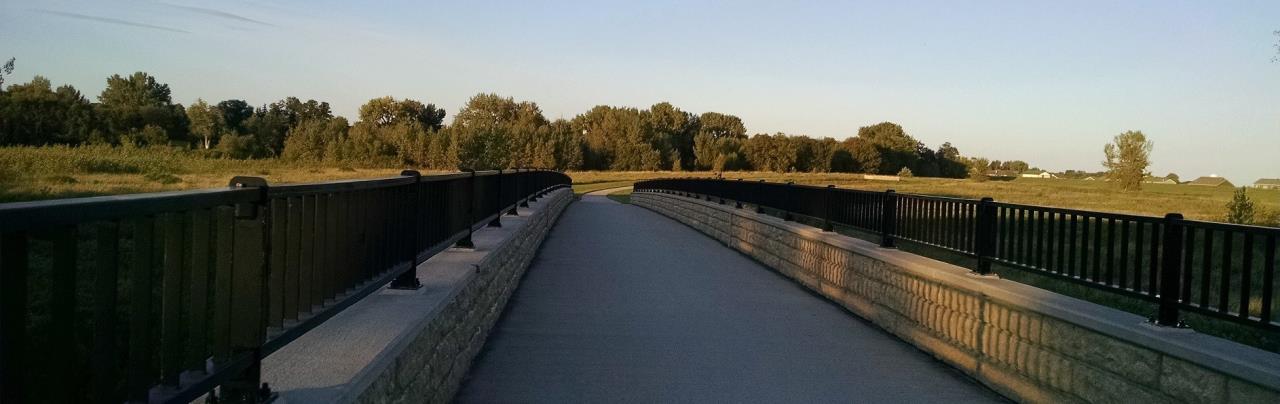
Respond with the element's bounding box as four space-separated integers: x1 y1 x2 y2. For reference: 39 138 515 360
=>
2 146 1274 224
567 171 1280 222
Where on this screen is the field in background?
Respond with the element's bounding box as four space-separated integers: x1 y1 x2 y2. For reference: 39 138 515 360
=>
2 146 1275 223
574 171 1280 222
0 146 411 203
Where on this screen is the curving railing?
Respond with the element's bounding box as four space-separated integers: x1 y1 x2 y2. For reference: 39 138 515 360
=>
0 169 570 403
635 178 1279 336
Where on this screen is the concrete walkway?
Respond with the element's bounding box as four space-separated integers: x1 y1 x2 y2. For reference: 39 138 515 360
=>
454 195 1004 403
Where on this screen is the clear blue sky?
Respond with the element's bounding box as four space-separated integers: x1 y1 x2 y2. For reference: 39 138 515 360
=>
2 0 1277 183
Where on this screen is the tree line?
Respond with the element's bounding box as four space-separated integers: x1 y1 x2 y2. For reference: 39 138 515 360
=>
0 68 1013 175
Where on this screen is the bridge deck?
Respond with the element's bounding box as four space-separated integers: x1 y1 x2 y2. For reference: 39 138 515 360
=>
454 194 1004 403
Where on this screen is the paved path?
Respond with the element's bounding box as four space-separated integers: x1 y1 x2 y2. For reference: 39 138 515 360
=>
454 195 1004 403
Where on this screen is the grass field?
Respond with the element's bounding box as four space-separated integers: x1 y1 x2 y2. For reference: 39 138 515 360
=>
570 171 1280 222
3 146 1276 223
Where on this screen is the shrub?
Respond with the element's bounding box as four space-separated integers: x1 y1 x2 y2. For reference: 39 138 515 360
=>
898 167 914 178
1225 187 1256 224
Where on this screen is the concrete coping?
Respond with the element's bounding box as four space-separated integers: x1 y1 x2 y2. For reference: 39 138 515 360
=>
636 191 1280 391
261 188 570 403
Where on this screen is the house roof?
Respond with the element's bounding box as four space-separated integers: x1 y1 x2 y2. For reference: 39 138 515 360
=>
1188 176 1233 186
1255 178 1280 186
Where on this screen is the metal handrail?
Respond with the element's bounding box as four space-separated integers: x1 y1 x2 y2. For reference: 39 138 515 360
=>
635 178 1280 336
0 169 572 403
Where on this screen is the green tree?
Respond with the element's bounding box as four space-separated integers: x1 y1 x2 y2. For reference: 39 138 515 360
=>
966 157 991 181
282 117 349 161
934 142 968 178
359 96 445 129
1225 187 1256 224
97 72 188 144
450 93 518 170
0 76 97 145
186 99 222 149
842 137 881 174
0 58 13 88
693 112 746 170
216 99 254 134
1102 130 1153 191
647 102 698 169
855 122 921 174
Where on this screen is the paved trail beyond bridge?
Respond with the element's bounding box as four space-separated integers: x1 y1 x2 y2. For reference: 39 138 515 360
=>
455 194 1003 403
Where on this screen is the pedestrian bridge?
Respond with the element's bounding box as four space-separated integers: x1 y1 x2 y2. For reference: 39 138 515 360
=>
2 171 1278 403
452 193 1000 402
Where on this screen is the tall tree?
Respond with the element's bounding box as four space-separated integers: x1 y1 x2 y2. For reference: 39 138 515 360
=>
855 122 921 174
692 112 746 170
0 76 96 145
97 72 188 144
0 58 13 89
186 99 222 149
450 93 518 170
358 96 445 129
647 102 698 169
216 99 254 134
1102 130 1153 191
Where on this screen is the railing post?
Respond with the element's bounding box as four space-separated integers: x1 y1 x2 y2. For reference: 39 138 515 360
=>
507 169 520 216
880 189 897 248
489 170 503 228
455 171 476 249
1157 213 1185 327
390 170 423 290
734 179 744 209
823 185 835 232
756 180 766 214
974 197 996 275
717 178 726 205
783 181 794 221
221 176 276 403
519 168 531 207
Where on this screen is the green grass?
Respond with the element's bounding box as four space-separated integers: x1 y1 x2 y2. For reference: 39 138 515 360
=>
606 188 633 204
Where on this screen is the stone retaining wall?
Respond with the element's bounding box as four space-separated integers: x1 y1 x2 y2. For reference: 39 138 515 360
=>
360 189 571 403
263 188 571 404
633 191 1280 404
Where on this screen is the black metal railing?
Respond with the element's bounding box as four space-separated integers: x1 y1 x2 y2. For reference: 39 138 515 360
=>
0 168 570 403
635 178 1280 335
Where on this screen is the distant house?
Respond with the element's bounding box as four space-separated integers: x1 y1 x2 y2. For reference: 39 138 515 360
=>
986 170 1019 179
1021 172 1056 179
1252 178 1280 190
1142 176 1177 185
1187 176 1234 187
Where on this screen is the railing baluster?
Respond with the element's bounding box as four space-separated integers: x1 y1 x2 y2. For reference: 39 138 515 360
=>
1220 231 1233 313
161 213 186 388
0 231 28 403
93 221 122 401
1262 234 1275 324
1201 229 1214 308
1240 233 1254 319
50 226 79 402
187 211 211 374
127 217 156 401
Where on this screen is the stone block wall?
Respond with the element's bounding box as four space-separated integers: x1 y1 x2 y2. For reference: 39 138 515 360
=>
633 191 1280 404
357 189 571 404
